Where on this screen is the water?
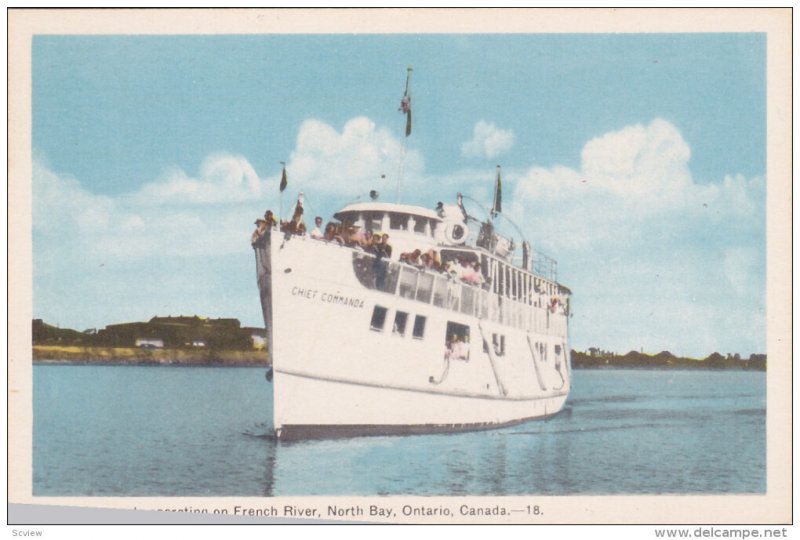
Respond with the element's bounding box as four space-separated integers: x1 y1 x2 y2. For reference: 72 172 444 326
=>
32 365 765 496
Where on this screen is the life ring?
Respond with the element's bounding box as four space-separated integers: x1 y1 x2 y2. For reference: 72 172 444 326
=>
444 222 468 244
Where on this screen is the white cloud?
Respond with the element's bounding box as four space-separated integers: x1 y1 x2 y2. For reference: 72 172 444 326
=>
503 118 765 356
33 155 269 262
511 119 764 250
461 121 515 159
134 153 265 205
287 117 424 198
723 247 758 296
32 116 766 356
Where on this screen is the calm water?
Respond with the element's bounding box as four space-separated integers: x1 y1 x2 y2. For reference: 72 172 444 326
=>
32 365 765 496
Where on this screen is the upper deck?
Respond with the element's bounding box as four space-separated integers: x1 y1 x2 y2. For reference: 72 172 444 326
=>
330 199 560 284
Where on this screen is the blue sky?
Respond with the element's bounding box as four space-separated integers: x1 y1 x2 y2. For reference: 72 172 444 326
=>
31 33 766 357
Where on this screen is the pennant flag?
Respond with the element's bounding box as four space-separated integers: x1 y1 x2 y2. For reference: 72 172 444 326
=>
279 163 287 193
399 67 413 137
492 165 502 216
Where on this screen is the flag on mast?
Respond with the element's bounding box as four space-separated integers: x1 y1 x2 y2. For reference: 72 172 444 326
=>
399 66 413 137
279 162 287 192
492 165 502 216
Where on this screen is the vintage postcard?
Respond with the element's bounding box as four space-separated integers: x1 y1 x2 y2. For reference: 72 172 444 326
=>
7 7 792 532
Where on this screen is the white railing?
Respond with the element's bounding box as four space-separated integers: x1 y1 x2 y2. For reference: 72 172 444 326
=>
351 251 567 336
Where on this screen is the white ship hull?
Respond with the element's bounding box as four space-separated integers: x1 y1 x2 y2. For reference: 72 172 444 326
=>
255 224 572 441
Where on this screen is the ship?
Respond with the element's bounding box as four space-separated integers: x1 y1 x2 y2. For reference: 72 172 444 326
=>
252 70 572 441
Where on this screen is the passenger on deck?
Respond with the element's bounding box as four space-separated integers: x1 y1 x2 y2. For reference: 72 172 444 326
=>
362 230 375 251
333 224 348 245
344 226 364 249
445 259 464 280
324 223 338 243
373 233 391 291
425 249 442 271
281 199 305 235
400 249 423 266
461 260 484 286
251 218 268 243
380 234 393 258
264 210 278 228
445 335 469 361
280 220 294 234
310 216 324 239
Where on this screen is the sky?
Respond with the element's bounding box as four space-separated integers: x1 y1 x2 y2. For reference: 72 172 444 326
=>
31 33 766 358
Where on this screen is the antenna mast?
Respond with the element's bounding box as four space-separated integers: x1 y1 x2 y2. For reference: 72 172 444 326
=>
395 66 413 202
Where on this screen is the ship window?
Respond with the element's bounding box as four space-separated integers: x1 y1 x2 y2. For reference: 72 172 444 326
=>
432 275 448 307
398 266 419 299
416 272 434 303
389 213 409 230
364 211 383 233
412 315 426 339
444 321 470 361
414 217 428 234
370 305 388 331
460 286 475 316
393 311 408 336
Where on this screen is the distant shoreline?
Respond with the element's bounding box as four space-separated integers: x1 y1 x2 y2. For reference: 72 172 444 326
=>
32 345 764 371
571 350 765 371
32 345 268 367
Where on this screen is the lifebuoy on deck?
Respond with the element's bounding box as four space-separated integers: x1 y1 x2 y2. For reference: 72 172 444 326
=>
444 222 468 244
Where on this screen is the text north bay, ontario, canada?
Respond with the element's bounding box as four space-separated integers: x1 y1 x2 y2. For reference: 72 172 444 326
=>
228 503 534 519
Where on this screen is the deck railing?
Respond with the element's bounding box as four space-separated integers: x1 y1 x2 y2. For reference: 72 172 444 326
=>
352 251 567 336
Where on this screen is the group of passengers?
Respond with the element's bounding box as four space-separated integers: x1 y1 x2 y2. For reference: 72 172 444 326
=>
316 222 394 258
398 248 439 269
251 210 278 243
398 248 486 288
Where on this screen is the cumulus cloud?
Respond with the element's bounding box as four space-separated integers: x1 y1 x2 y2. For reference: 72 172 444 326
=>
134 153 265 205
504 118 765 356
461 121 515 159
31 115 765 356
511 119 763 250
33 155 270 262
32 118 427 263
286 117 424 197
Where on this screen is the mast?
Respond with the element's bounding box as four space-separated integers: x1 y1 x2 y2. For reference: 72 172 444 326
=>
395 66 413 202
279 161 287 222
491 165 502 218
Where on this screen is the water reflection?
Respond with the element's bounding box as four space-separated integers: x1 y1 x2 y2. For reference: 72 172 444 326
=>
34 366 765 496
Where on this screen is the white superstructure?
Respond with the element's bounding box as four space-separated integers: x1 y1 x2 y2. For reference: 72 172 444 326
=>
252 195 572 441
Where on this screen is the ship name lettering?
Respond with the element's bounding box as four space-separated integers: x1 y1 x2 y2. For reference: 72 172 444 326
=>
401 504 452 517
327 505 364 517
283 505 318 517
319 292 365 308
291 286 319 300
459 504 508 517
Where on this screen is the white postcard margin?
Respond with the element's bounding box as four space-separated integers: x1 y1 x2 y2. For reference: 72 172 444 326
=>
7 7 792 525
